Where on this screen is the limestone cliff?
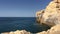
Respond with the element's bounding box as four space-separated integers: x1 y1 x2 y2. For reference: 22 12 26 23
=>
36 0 60 26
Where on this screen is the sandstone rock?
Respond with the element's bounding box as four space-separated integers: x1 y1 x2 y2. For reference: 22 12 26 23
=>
36 0 60 26
37 31 47 34
1 30 31 34
1 32 9 34
36 24 60 34
36 10 44 23
48 24 60 34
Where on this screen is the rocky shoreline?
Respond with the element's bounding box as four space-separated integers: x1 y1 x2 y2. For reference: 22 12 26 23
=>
1 30 31 34
1 24 60 34
36 0 60 26
1 0 60 34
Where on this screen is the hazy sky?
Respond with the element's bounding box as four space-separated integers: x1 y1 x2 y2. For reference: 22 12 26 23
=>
0 0 51 17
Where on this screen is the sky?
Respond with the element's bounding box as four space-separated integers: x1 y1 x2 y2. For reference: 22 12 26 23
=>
0 0 51 17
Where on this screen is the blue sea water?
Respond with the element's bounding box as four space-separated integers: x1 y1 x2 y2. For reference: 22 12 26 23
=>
0 17 50 33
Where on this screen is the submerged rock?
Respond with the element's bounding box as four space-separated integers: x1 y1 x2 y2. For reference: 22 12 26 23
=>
36 0 60 26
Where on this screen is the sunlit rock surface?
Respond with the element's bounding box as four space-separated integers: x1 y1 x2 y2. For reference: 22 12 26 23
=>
36 10 44 23
36 24 60 34
36 0 60 26
1 30 31 34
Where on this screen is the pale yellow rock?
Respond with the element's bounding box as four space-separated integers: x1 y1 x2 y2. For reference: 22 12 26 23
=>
36 0 60 26
53 0 60 3
9 31 14 34
48 24 60 34
36 10 44 17
1 32 9 34
1 30 31 34
50 24 60 31
14 30 21 34
36 24 60 34
36 10 45 23
37 31 47 34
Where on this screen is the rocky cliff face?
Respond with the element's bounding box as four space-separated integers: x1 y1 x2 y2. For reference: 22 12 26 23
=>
36 0 60 26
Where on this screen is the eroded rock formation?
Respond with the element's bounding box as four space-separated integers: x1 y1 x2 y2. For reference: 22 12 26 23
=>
36 0 60 26
1 30 31 34
36 24 60 34
36 10 44 23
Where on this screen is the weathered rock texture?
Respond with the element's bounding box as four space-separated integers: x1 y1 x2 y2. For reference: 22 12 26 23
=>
1 30 31 34
36 24 60 34
36 0 60 26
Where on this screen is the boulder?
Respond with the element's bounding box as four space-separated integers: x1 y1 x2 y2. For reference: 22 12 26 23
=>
36 0 60 26
1 30 31 34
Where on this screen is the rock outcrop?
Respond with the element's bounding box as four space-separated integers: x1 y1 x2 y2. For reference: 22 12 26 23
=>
1 30 31 34
36 0 60 26
36 10 44 23
36 24 60 34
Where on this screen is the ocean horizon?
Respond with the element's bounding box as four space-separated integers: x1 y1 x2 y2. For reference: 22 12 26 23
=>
0 17 50 33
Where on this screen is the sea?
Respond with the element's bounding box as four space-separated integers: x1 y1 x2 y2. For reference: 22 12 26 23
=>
0 17 50 33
